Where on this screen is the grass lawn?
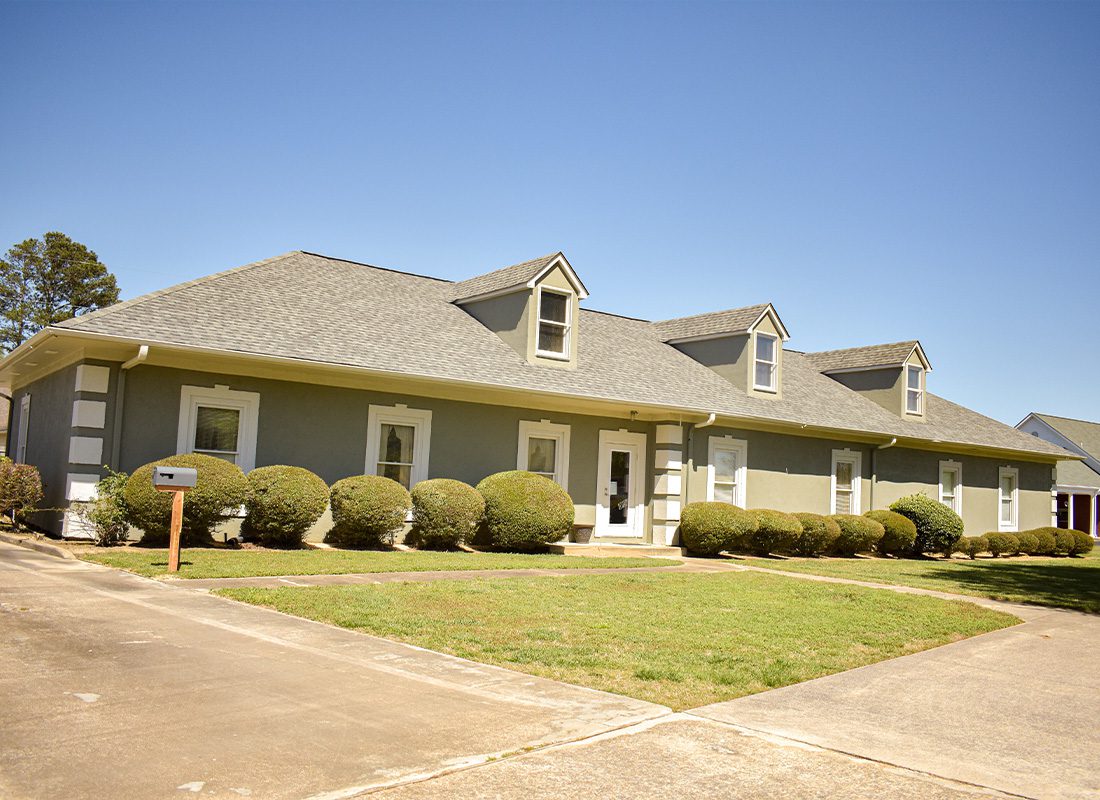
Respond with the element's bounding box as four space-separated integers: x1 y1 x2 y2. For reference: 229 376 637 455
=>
79 547 680 579
737 551 1100 613
217 571 1017 710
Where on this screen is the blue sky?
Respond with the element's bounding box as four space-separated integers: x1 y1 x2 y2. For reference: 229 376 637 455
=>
2 0 1097 425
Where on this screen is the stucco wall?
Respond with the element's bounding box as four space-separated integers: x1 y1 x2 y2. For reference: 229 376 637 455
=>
672 336 749 389
460 291 529 359
829 368 903 416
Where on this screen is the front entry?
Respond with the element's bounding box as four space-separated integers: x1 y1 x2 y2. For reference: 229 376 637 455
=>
595 430 647 538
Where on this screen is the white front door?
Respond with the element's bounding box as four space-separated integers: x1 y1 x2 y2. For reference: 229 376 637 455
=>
596 430 646 538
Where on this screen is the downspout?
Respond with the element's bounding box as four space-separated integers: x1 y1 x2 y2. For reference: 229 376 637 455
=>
684 413 718 509
871 437 898 509
110 346 149 469
0 392 12 458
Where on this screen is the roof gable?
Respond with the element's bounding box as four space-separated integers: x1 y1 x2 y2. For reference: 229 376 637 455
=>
652 303 790 343
449 252 588 303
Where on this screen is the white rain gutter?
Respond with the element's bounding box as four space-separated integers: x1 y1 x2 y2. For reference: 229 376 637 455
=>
696 412 717 429
121 344 149 370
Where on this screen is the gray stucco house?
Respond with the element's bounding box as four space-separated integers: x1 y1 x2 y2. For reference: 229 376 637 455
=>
0 250 1073 542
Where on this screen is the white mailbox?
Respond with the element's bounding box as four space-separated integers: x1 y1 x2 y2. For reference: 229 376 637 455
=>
152 466 198 491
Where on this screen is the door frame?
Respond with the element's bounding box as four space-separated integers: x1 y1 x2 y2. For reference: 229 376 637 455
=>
595 429 647 538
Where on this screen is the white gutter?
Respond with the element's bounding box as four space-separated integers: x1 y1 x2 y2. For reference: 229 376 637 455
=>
121 344 149 370
696 412 717 429
877 437 898 451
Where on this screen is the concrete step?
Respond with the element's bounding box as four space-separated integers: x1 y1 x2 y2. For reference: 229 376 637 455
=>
547 542 685 558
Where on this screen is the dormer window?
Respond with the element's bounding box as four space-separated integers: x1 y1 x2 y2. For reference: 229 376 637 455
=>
536 287 571 358
754 333 778 392
906 365 924 414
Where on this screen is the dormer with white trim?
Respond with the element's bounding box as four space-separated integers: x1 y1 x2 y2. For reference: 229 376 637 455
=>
805 340 932 421
451 252 589 369
652 303 791 398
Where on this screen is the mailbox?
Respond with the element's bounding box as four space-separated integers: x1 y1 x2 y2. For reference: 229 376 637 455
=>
153 466 198 491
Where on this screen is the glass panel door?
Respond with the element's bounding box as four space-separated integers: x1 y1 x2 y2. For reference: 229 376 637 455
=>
609 449 631 525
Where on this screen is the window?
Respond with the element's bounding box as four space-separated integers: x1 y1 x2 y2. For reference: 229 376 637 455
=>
906 366 924 414
365 405 432 490
177 385 260 472
938 460 962 515
831 449 862 515
998 467 1018 532
517 420 570 490
753 332 778 391
536 287 571 358
15 394 30 463
707 437 748 507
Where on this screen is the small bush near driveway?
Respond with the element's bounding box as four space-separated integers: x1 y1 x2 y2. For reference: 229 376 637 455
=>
745 509 803 556
865 510 917 557
790 512 840 556
679 502 757 556
984 532 1019 558
831 514 884 555
244 465 329 548
409 478 485 549
889 493 964 556
327 475 410 548
476 470 574 551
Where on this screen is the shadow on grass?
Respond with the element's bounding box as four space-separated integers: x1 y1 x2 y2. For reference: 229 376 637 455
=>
919 559 1099 614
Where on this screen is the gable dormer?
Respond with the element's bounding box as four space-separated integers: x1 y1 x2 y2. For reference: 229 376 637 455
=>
652 303 791 398
451 252 588 369
805 340 932 420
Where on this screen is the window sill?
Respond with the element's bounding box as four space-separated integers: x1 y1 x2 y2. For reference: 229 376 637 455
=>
752 384 778 394
535 350 571 362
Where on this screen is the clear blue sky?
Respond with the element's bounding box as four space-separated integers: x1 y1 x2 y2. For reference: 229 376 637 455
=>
2 1 1097 425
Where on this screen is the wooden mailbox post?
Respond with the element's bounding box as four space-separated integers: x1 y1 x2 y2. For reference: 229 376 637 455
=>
152 466 198 573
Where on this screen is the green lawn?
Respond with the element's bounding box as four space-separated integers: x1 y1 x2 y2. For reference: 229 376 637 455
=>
80 547 680 579
217 571 1016 710
737 551 1100 613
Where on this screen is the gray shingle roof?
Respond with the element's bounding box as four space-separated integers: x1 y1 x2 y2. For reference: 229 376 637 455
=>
52 251 1067 459
651 304 771 342
448 253 562 302
804 341 924 373
1033 414 1100 462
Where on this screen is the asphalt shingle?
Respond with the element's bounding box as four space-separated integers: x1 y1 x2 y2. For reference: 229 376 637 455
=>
804 341 924 373
651 304 772 342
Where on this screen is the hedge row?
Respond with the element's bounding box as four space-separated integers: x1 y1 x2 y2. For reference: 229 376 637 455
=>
114 455 573 551
955 528 1093 559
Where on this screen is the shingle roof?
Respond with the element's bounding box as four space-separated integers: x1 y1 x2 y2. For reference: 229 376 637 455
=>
804 341 925 373
448 253 562 302
51 251 1067 459
1057 458 1100 488
651 304 771 342
1032 414 1100 462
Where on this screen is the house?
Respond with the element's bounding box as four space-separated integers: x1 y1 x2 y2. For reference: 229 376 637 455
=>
0 250 1072 542
1016 413 1100 538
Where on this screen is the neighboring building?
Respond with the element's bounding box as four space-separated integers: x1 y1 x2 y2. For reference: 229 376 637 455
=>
0 250 1073 540
1016 413 1100 538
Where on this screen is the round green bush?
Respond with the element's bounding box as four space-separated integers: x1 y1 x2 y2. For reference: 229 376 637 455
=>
984 532 1019 558
831 514 885 555
865 509 917 557
125 454 249 546
954 535 986 559
1014 531 1039 555
790 512 840 556
328 475 410 547
889 493 964 556
0 457 44 530
475 471 574 551
1052 528 1076 556
243 466 329 548
1069 530 1095 557
679 502 756 556
745 509 803 555
409 478 485 549
1030 528 1057 555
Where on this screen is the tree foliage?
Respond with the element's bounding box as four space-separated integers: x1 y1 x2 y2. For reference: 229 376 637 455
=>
0 232 119 353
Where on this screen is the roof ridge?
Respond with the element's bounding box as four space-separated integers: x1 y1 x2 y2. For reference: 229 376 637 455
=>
57 251 304 330
449 251 561 290
807 339 918 356
298 250 454 284
653 302 769 326
1034 412 1100 427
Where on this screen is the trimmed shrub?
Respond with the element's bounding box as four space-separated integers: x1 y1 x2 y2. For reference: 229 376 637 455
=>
790 512 840 557
866 509 917 557
831 514 885 555
1014 531 1039 556
409 479 485 549
243 466 329 548
1052 528 1076 556
984 532 1019 558
476 471 574 551
71 470 131 546
889 493 964 556
745 509 803 556
954 535 986 560
1030 528 1057 556
1069 530 1095 557
328 475 410 548
679 502 757 556
0 457 44 530
125 454 249 546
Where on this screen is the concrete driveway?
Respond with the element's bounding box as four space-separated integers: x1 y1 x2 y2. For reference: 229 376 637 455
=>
2 540 1097 799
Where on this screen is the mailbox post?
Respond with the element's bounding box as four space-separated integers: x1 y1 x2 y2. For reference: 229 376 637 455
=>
153 466 198 573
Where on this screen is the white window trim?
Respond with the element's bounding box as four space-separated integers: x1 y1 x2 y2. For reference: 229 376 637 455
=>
707 436 748 507
905 366 924 416
15 394 31 464
534 285 572 360
830 449 863 515
517 419 570 491
365 404 432 489
177 385 260 473
998 466 1019 532
938 460 963 516
753 331 779 392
